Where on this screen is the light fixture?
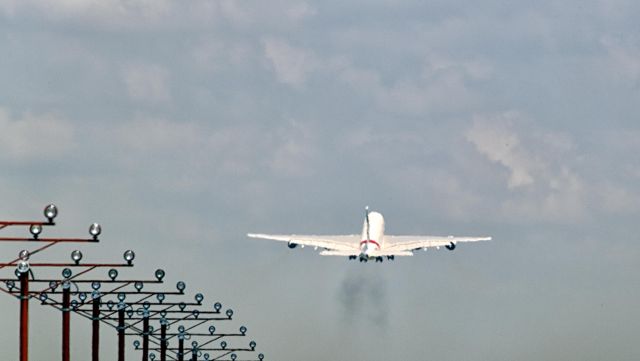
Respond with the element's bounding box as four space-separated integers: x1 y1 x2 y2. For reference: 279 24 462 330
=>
62 268 72 279
134 281 143 291
117 293 126 302
203 354 210 361
133 340 140 349
178 325 185 333
179 302 186 311
78 292 87 302
154 268 165 281
18 250 30 261
220 341 227 350
208 325 216 335
71 250 83 264
226 309 233 319
91 281 101 290
39 293 48 302
17 260 30 274
29 224 42 239
89 223 101 240
250 341 257 351
194 293 204 304
192 309 200 318
213 302 222 312
230 353 237 361
123 250 135 265
156 293 165 303
191 341 198 348
49 281 58 291
258 353 264 360
108 268 118 280
149 353 156 361
239 325 247 335
176 281 186 293
6 280 15 291
44 204 58 223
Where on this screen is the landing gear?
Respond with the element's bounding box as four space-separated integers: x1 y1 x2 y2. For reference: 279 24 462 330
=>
375 256 383 263
348 255 357 260
386 255 395 261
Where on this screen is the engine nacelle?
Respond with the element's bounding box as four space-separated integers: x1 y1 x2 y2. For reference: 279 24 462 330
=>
287 241 298 249
445 242 456 251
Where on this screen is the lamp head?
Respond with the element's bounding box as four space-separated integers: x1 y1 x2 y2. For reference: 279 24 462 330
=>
71 250 83 264
62 268 72 279
18 250 30 261
44 204 58 223
194 293 204 304
226 309 233 319
239 325 247 335
250 340 257 350
108 268 118 280
89 223 101 240
29 224 42 239
134 281 143 291
123 250 135 265
176 281 186 293
208 325 216 335
16 260 29 274
154 268 165 281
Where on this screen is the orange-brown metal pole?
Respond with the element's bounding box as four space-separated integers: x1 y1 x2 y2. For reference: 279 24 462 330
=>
92 299 100 361
62 287 71 361
118 308 125 361
160 324 167 361
178 338 184 361
19 272 29 361
142 316 149 361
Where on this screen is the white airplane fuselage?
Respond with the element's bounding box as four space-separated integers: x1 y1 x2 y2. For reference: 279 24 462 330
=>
359 211 385 260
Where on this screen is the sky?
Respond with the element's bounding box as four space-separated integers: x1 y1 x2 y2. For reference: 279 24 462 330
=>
0 1 639 360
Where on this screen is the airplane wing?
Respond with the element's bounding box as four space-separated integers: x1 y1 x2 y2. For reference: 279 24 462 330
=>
247 233 361 252
384 235 492 252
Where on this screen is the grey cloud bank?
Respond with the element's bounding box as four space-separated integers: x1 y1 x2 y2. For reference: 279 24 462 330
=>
1 1 639 360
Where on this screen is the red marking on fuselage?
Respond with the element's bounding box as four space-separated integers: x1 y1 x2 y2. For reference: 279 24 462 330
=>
360 240 380 249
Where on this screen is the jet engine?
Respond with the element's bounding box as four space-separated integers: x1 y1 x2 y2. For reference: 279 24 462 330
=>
445 242 456 251
287 241 298 249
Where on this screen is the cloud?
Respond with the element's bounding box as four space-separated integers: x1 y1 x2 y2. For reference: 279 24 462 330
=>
0 107 74 161
122 64 171 103
263 38 319 87
465 112 540 189
601 36 640 84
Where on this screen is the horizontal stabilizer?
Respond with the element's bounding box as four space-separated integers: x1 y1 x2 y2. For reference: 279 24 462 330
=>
319 250 359 256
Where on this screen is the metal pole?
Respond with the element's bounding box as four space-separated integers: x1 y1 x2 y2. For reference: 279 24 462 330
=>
142 316 149 361
118 308 125 361
178 338 184 361
92 299 100 361
160 324 167 361
19 272 29 361
62 287 71 361
191 349 197 361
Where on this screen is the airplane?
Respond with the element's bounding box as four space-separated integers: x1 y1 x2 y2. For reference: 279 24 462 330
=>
247 207 491 262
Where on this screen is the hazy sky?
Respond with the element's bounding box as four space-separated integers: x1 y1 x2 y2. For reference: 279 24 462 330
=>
1 1 639 360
